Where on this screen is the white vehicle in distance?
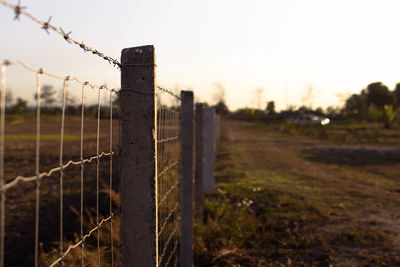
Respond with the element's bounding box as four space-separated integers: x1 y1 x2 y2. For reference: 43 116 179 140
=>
287 114 330 126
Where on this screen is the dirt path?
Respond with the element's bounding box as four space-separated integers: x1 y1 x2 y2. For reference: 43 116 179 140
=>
213 120 400 266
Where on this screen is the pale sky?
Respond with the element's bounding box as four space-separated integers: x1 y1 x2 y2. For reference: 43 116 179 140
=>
1 0 400 110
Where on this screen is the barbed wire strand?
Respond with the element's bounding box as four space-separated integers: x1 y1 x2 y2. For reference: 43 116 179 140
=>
49 209 119 267
109 90 114 267
96 87 101 266
156 86 181 101
0 0 121 68
0 63 7 267
0 60 118 94
34 70 41 267
59 77 68 265
79 84 85 267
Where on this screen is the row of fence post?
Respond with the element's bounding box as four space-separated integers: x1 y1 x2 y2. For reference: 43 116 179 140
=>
120 45 220 266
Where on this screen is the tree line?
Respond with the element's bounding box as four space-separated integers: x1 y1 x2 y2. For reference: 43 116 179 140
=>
4 85 118 118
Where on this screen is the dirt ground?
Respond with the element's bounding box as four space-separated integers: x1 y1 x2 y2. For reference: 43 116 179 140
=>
195 120 400 266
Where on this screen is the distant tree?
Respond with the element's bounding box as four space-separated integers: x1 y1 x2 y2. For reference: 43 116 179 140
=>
266 101 275 115
393 83 400 108
314 107 324 116
382 105 397 128
212 83 226 104
11 98 28 115
34 85 56 108
212 83 229 115
365 82 392 110
344 92 368 118
214 100 229 115
5 89 13 109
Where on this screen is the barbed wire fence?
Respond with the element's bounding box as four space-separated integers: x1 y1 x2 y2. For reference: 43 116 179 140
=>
0 1 220 266
157 93 181 267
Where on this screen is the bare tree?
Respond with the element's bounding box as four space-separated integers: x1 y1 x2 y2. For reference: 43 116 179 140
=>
212 82 226 105
302 84 315 109
251 88 264 110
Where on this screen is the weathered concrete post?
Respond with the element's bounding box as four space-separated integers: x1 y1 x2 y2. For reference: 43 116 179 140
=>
203 107 215 193
120 45 157 267
194 103 204 215
179 91 194 267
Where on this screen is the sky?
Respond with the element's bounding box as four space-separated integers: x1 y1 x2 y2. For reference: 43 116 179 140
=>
1 0 400 110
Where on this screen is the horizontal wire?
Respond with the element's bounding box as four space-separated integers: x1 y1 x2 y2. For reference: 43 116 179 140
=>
1 60 119 93
157 136 179 144
156 86 181 101
164 238 179 267
158 220 179 265
158 202 179 238
158 180 179 209
158 161 179 179
2 152 113 191
0 0 121 68
49 209 119 267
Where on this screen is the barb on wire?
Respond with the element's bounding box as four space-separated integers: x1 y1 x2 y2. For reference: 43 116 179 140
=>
49 209 119 267
0 60 119 94
0 0 121 68
157 86 181 101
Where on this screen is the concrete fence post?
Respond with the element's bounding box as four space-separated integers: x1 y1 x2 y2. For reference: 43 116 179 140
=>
179 91 194 267
194 103 204 215
120 45 157 267
203 107 215 193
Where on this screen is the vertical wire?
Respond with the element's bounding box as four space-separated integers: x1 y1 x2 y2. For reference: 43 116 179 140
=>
59 78 68 265
0 64 7 267
96 87 101 266
79 84 85 267
34 71 41 267
109 90 114 267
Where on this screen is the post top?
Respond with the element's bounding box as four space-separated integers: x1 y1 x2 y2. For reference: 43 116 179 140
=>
121 45 155 65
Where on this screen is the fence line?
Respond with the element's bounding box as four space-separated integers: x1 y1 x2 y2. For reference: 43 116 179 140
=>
0 31 221 267
0 59 119 266
157 102 181 267
0 0 121 68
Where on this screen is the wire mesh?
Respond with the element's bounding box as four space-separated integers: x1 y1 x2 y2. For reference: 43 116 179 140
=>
0 60 120 266
157 88 181 267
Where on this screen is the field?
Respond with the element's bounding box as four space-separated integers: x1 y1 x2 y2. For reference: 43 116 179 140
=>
195 120 400 266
